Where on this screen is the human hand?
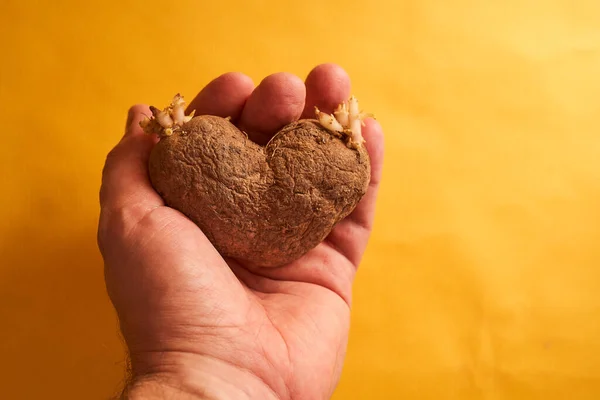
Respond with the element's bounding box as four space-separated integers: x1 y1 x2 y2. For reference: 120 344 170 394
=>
98 64 384 399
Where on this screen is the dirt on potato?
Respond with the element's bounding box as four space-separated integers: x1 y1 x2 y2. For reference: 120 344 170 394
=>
148 115 370 267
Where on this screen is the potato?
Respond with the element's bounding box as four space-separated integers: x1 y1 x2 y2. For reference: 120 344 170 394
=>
142 95 371 267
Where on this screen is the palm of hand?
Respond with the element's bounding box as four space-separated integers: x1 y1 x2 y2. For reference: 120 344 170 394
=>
99 64 383 399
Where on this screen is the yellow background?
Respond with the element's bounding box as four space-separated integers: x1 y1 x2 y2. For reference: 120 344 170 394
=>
2 0 600 398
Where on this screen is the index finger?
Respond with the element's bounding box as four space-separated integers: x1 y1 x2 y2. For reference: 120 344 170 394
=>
186 72 255 122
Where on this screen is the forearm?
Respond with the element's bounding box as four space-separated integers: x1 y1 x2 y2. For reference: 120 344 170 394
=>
121 352 280 400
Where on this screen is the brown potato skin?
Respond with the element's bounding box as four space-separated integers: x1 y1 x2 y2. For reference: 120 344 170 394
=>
149 115 370 267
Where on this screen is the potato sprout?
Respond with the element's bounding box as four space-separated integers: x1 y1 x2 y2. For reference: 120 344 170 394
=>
315 96 373 149
140 94 195 137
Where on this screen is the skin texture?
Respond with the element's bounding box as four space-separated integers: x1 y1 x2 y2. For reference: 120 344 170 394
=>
148 116 370 267
98 64 384 399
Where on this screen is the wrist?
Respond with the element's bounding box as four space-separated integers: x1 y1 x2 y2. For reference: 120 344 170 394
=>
122 351 280 400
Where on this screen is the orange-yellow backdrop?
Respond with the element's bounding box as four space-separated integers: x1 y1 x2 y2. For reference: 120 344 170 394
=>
2 0 600 399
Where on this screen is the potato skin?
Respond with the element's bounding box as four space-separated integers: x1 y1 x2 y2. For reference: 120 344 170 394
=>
149 115 370 267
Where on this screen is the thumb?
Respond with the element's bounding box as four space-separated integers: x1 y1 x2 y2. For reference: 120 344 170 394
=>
98 105 163 254
100 105 162 213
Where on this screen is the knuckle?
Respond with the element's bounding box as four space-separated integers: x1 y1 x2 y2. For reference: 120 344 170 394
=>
99 145 122 199
97 204 144 256
103 144 123 174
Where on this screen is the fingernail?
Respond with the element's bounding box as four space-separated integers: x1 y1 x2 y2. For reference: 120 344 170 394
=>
123 107 136 138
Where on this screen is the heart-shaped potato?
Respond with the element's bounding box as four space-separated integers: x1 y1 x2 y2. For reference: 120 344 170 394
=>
142 95 371 267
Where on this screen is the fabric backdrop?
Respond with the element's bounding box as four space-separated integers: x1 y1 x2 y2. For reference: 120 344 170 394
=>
1 0 600 398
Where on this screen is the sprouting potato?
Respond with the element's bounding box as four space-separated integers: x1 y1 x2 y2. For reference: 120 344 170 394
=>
141 94 372 267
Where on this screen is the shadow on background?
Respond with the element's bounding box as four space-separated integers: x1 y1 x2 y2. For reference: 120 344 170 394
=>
0 226 126 399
